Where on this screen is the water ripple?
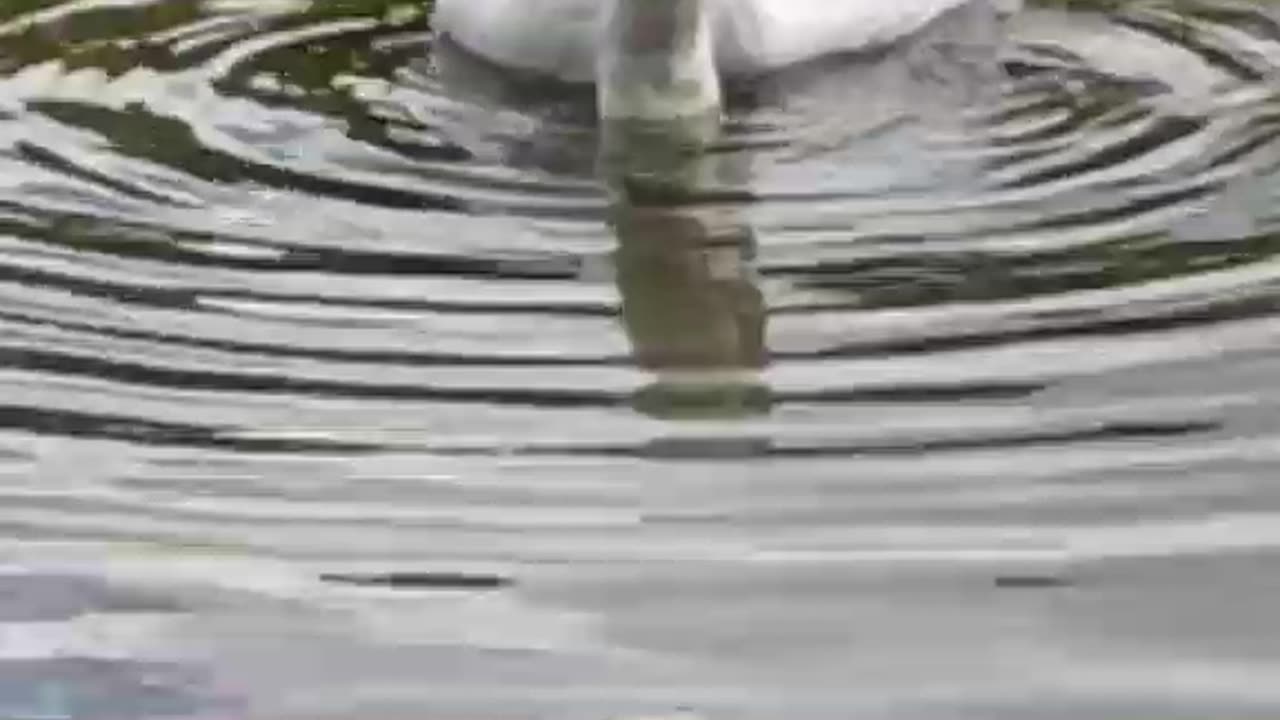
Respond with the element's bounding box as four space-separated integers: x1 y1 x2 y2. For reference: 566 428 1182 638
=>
3 0 1280 716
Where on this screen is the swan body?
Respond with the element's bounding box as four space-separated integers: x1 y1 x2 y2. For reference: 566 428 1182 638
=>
433 0 980 122
434 0 976 82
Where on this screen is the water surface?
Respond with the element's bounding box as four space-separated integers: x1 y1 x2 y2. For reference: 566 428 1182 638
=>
2 0 1280 717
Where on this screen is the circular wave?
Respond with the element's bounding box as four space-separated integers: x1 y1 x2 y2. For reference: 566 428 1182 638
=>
3 0 1280 716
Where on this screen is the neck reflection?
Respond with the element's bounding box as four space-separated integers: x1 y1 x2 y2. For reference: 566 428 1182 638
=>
600 119 769 420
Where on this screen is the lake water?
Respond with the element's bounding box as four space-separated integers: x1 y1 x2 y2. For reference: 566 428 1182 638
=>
2 0 1280 718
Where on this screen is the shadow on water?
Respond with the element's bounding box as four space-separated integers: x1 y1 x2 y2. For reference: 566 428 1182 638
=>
3 0 1280 718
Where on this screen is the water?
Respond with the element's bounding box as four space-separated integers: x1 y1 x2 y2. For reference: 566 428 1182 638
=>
2 0 1280 717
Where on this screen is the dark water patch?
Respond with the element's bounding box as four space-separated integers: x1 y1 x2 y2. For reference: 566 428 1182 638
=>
993 574 1074 589
0 308 624 367
0 348 627 404
434 418 1222 460
998 115 1208 189
1115 5 1273 81
15 139 201 208
0 403 381 452
319 571 513 590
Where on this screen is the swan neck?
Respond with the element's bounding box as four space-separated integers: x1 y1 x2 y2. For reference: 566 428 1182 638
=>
597 0 721 123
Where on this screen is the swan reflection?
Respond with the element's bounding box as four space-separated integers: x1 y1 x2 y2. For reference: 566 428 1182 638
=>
600 118 771 419
427 0 1012 423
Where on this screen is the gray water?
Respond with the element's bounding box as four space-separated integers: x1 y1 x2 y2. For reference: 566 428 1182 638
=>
2 0 1280 717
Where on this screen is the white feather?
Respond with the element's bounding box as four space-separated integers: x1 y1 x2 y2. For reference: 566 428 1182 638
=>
433 0 982 81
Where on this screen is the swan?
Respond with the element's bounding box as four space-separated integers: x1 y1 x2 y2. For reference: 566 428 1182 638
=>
432 0 988 122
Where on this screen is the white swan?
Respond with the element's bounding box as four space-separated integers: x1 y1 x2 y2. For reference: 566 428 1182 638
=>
432 0 985 122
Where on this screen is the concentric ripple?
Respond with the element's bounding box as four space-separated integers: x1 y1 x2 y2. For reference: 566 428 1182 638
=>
3 0 1280 717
